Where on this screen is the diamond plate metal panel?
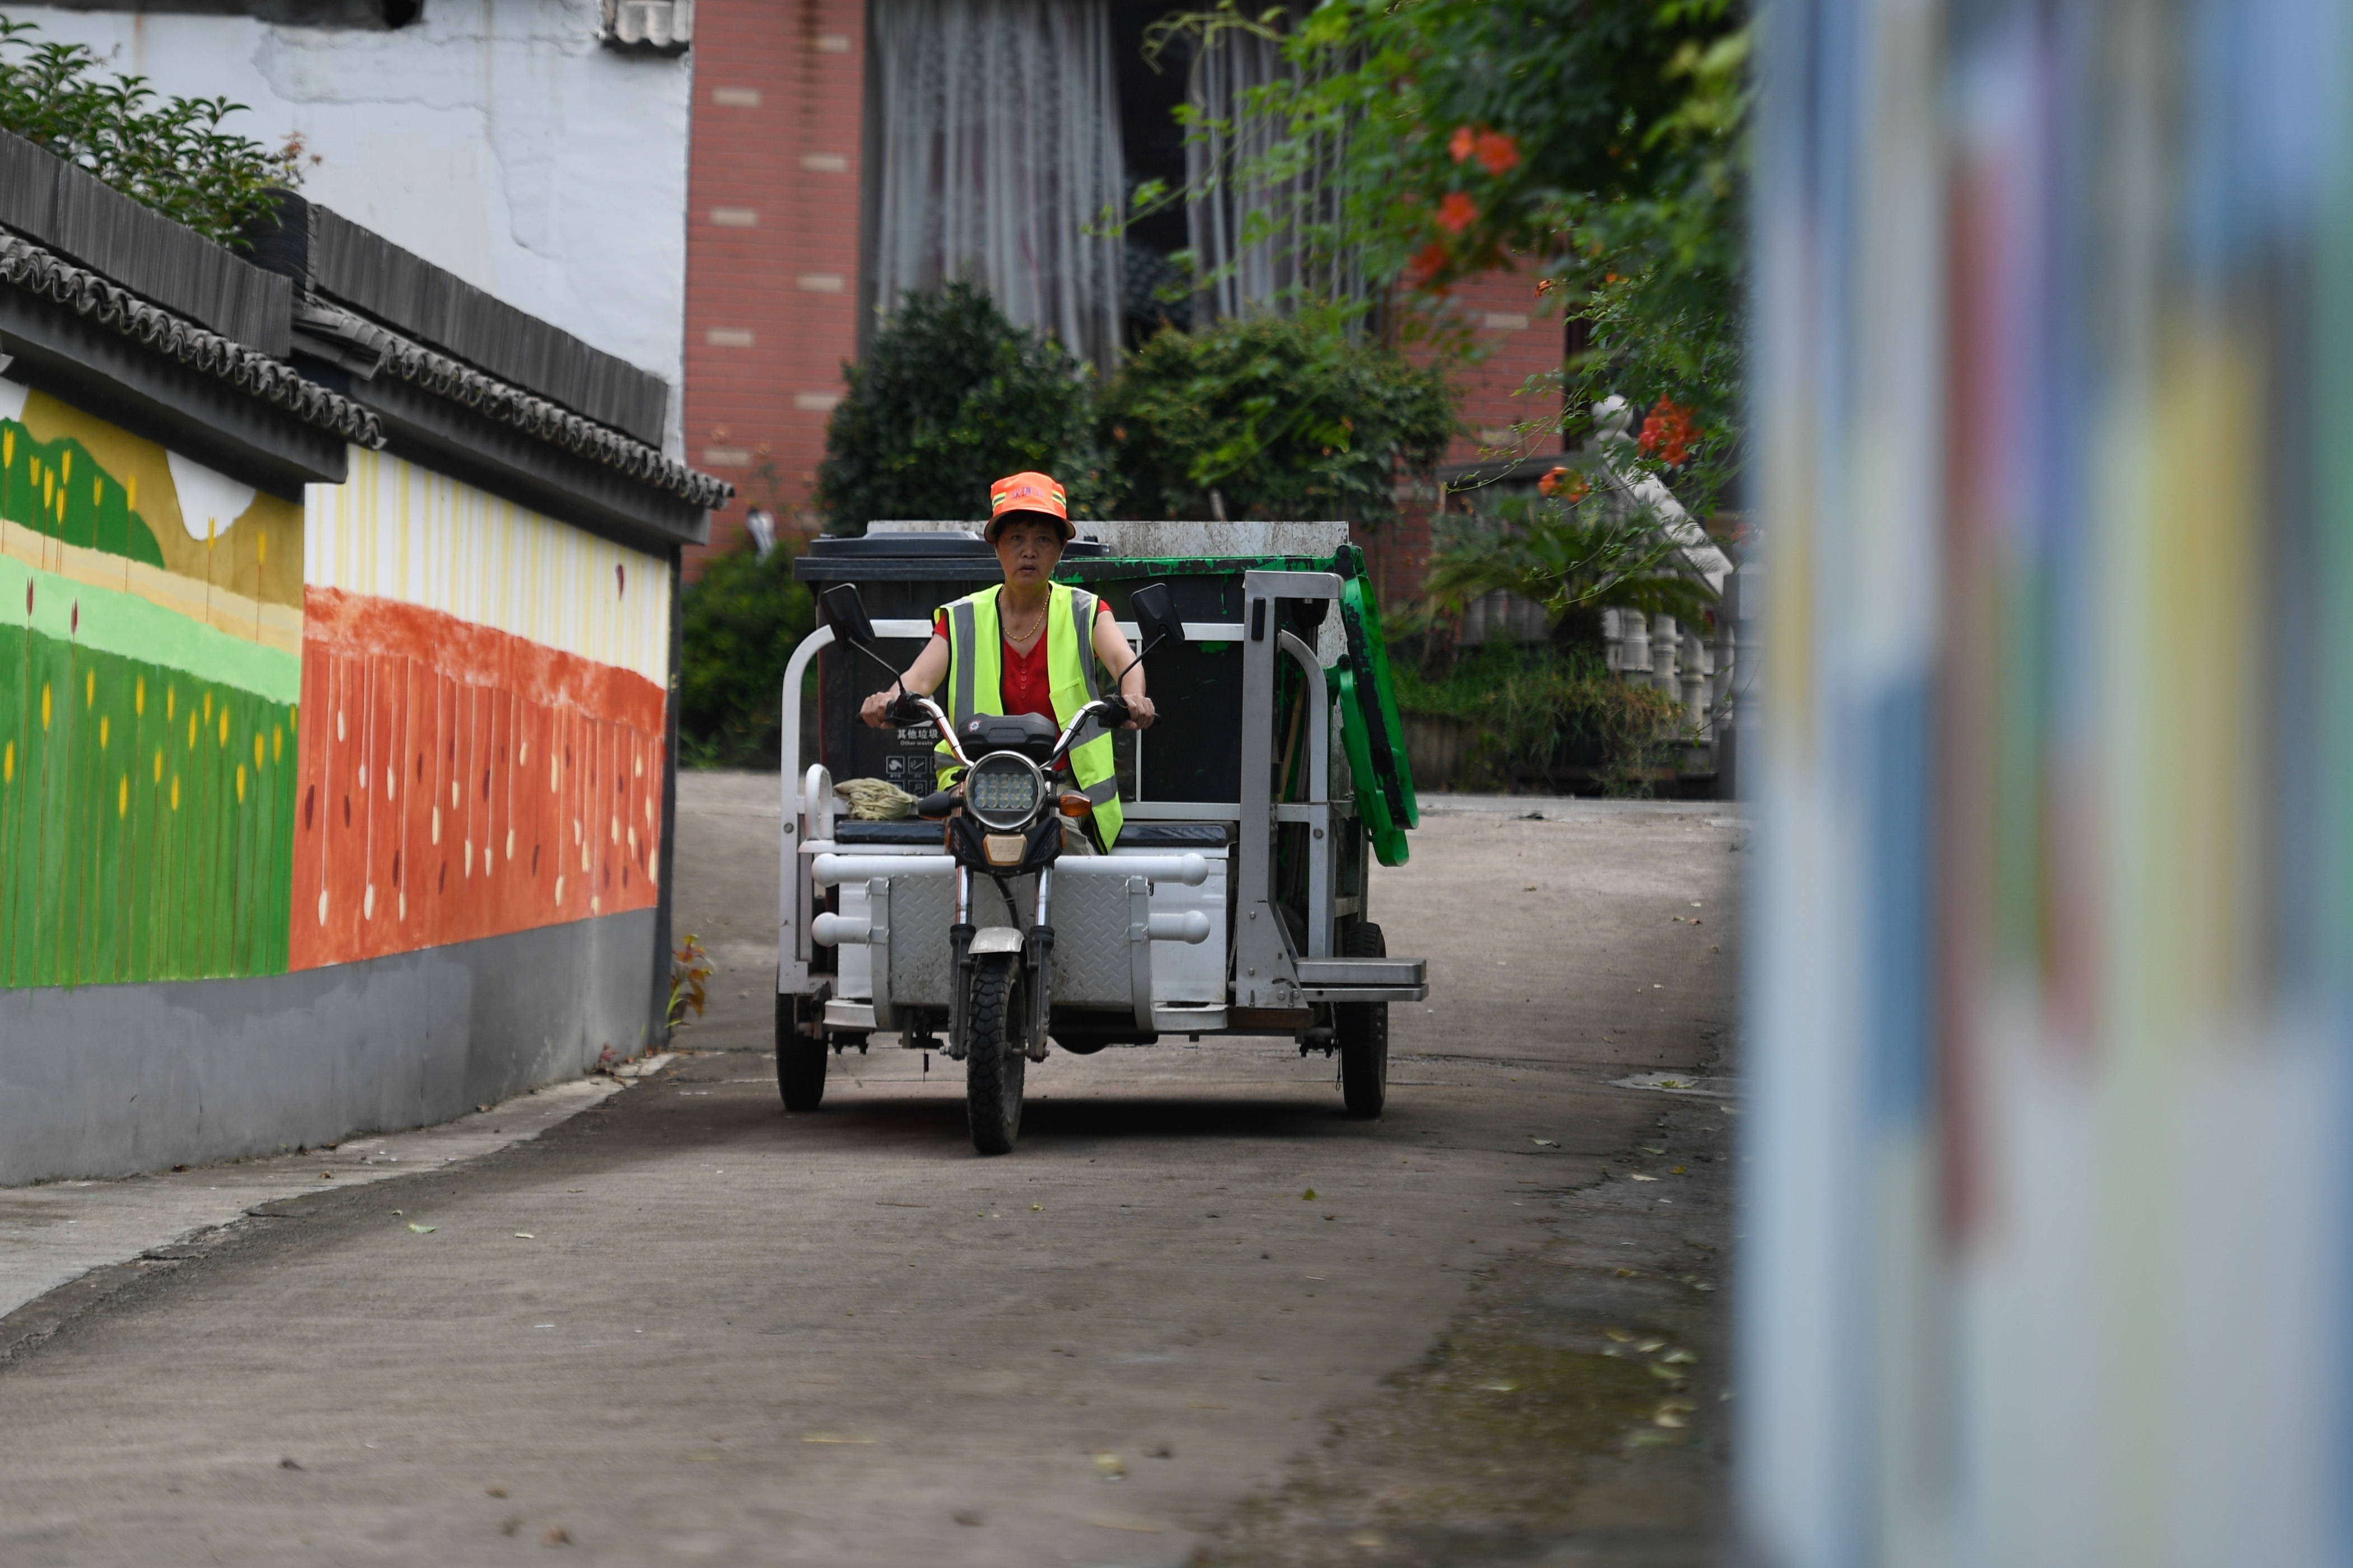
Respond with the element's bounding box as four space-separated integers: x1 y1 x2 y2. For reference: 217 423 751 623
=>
883 871 1141 1010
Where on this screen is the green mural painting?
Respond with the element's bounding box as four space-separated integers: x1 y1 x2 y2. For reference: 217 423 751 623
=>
0 391 302 989
0 422 168 568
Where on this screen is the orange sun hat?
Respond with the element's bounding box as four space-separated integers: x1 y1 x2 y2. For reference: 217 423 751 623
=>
986 471 1072 541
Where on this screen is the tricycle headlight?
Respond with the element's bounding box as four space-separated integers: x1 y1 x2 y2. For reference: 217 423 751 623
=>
965 753 1044 831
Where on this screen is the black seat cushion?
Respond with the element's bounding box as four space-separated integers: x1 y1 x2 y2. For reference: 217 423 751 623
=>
834 819 945 844
1114 823 1232 848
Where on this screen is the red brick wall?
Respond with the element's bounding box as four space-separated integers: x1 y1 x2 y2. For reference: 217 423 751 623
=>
681 0 869 575
681 16 1562 602
1365 266 1567 610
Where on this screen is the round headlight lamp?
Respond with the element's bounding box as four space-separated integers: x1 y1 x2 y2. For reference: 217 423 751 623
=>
965 752 1045 831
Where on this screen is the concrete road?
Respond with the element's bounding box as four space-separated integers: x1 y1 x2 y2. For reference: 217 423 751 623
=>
0 776 1742 1566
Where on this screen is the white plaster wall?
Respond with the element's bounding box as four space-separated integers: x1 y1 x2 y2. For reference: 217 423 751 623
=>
15 0 693 456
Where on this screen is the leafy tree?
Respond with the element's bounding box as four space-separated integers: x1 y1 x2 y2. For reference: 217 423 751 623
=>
815 283 1113 535
1100 312 1453 523
0 15 305 246
678 540 816 769
1142 0 1750 516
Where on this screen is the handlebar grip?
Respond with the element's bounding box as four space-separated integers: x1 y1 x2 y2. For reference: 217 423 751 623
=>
915 788 961 821
1096 695 1130 728
885 693 926 726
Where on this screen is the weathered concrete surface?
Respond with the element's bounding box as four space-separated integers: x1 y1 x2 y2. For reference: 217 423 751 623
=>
0 908 662 1186
0 779 1742 1565
0 1071 663 1341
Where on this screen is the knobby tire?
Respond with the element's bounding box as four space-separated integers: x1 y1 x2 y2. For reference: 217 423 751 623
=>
964 954 1026 1154
1337 921 1389 1117
777 992 828 1111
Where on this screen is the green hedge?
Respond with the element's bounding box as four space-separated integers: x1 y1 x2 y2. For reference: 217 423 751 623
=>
678 541 815 770
1394 642 1679 795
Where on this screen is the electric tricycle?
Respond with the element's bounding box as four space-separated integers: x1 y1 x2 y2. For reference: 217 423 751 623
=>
774 540 1427 1154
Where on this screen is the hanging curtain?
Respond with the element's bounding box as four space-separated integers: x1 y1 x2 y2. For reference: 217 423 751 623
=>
869 0 1127 375
1184 20 1361 325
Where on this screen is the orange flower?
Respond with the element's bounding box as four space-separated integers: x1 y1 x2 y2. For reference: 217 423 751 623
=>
1404 241 1450 287
1472 131 1519 176
1435 192 1478 235
1637 397 1700 466
1449 125 1477 163
1538 467 1589 503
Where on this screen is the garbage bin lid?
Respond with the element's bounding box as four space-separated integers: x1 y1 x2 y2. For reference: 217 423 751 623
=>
795 531 1108 581
1330 545 1417 866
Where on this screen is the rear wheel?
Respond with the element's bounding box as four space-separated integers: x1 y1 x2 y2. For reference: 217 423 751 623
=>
777 991 828 1112
962 955 1027 1155
1337 922 1389 1118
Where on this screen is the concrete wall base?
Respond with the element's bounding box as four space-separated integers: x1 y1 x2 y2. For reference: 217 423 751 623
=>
0 911 659 1186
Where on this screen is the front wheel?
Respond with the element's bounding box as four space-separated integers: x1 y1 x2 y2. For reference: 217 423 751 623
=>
777 991 828 1112
1336 921 1389 1118
961 954 1027 1155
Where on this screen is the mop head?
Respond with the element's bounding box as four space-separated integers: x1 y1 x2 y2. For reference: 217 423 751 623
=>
833 777 918 820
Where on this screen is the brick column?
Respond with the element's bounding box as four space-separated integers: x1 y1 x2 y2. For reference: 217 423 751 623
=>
681 0 869 574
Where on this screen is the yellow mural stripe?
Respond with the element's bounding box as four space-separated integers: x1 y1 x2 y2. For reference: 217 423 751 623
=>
304 447 669 684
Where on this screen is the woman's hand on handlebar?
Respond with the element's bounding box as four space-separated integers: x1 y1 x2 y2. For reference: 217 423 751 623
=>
1119 694 1156 731
860 686 903 728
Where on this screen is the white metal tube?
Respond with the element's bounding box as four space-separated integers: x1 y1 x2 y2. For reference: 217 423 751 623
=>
811 913 872 946
1147 910 1213 944
813 853 956 887
1068 853 1210 886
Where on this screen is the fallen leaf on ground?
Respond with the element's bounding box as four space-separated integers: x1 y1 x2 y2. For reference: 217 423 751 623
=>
1661 1348 1698 1364
1614 1267 1640 1278
1300 1188 1316 1200
1630 1429 1679 1447
1629 1174 1659 1183
1093 1452 1127 1479
407 1223 436 1234
1481 1381 1519 1392
515 1233 535 1239
801 1434 875 1445
1605 1327 1635 1342
1531 1138 1557 1146
543 1525 570 1545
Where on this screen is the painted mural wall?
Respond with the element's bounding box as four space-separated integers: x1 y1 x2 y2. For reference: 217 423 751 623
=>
292 449 670 970
0 386 671 992
1743 2 2353 1565
0 381 303 986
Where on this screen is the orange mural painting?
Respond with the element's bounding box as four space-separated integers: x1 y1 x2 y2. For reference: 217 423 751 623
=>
287 588 666 970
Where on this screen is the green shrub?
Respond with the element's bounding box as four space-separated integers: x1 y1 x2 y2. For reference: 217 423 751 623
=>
1394 641 1678 795
1422 486 1718 652
1100 315 1455 524
814 283 1113 535
679 541 815 769
0 16 304 246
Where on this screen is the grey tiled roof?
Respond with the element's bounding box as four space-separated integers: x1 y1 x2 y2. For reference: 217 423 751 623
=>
302 298 731 510
0 229 385 450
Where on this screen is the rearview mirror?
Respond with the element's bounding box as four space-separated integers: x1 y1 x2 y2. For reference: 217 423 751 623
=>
820 584 877 648
1129 582 1184 656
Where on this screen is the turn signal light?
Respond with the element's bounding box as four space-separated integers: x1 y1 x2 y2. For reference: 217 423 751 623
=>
983 833 1026 867
1057 793 1094 817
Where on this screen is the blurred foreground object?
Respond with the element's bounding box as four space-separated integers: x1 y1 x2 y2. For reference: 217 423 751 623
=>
1746 2 2353 1565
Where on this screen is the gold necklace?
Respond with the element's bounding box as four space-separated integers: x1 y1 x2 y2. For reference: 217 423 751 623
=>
1002 603 1047 644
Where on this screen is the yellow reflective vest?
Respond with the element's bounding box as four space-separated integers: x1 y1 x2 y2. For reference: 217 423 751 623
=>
936 582 1124 849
